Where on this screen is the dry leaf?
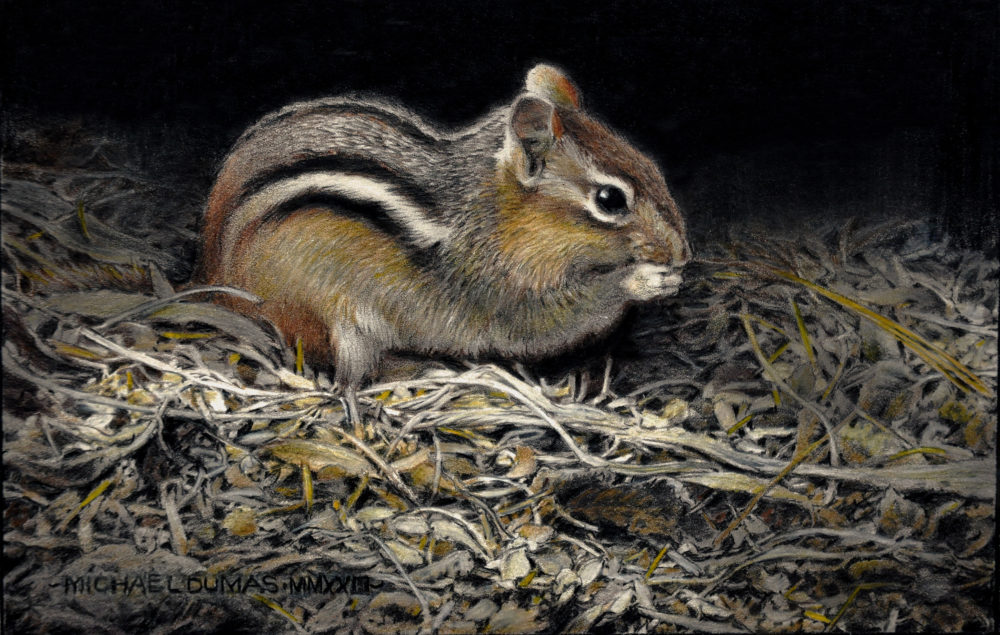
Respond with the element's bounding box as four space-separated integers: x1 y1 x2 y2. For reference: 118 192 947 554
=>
505 445 537 478
486 603 546 634
222 506 257 536
267 439 372 476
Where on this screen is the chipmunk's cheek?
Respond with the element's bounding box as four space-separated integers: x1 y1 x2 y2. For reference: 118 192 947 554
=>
622 263 684 300
566 249 632 279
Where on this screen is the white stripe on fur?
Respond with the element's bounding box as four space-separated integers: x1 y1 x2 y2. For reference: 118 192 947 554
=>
222 172 452 259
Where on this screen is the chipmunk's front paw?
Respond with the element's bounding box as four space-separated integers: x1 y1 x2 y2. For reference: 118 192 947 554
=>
622 264 684 301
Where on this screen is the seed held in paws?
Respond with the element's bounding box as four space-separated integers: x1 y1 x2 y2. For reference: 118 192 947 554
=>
622 264 684 301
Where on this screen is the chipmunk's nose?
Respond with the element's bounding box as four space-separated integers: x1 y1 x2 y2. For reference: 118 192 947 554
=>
640 222 690 267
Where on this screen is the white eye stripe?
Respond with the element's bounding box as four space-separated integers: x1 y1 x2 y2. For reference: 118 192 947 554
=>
587 172 634 210
584 201 630 226
577 146 635 224
561 140 636 205
585 180 633 226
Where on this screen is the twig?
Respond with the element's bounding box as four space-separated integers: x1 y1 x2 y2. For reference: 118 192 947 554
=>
741 311 841 466
323 426 418 504
369 534 434 635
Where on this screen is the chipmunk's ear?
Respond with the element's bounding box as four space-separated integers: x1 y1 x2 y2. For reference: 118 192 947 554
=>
510 95 562 177
526 64 581 110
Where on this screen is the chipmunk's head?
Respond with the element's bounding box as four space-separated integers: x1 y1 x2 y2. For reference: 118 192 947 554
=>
494 63 690 300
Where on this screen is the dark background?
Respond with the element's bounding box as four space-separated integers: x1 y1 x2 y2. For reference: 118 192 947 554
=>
3 0 997 250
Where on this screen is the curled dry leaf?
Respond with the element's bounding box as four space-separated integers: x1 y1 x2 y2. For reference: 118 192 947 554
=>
409 551 475 583
505 445 536 478
486 603 546 634
267 439 373 476
354 506 397 523
578 558 603 587
517 523 554 547
464 599 498 622
391 515 430 535
496 547 530 581
43 290 154 318
430 519 489 557
385 539 424 566
221 506 257 537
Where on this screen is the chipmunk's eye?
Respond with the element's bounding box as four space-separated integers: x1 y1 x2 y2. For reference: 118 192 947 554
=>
595 185 629 215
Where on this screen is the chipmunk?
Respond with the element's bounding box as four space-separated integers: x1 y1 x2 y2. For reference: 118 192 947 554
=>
199 64 690 419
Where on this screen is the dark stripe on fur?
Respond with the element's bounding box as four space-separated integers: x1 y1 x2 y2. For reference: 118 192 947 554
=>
255 192 439 270
238 155 440 214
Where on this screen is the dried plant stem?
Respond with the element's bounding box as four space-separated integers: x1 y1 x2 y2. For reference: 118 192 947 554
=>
714 411 855 547
323 426 418 504
740 312 841 465
636 607 744 633
96 285 262 329
760 264 990 396
369 535 434 634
